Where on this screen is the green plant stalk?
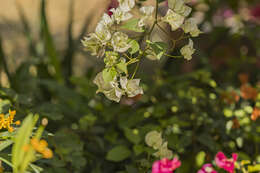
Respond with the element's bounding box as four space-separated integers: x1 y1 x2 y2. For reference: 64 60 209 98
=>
20 123 45 172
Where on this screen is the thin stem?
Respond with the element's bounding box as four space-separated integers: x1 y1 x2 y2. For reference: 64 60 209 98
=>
123 53 131 60
148 0 159 38
131 60 140 79
164 53 183 58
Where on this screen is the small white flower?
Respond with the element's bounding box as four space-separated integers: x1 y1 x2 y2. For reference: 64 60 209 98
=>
111 32 131 53
180 39 195 60
93 72 124 102
81 34 105 57
140 6 154 16
162 9 185 31
104 51 119 67
138 6 155 27
103 81 124 102
176 5 191 17
168 0 191 17
145 131 163 149
118 0 135 12
182 18 202 37
110 8 133 24
100 13 114 27
95 22 111 43
120 76 143 97
153 142 173 159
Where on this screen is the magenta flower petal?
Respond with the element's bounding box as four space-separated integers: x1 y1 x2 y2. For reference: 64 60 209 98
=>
152 158 181 173
197 164 218 173
215 152 238 173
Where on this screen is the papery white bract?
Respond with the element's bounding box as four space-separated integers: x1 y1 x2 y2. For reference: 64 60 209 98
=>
168 0 191 17
104 51 119 67
120 77 143 97
101 13 114 27
180 39 195 60
138 6 155 27
162 9 185 31
118 0 135 12
182 18 202 37
153 142 173 159
81 34 105 57
93 72 124 102
140 6 155 16
95 22 111 44
111 32 131 53
110 8 133 24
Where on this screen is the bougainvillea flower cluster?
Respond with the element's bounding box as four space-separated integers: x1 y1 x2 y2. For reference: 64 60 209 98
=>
198 164 217 173
215 152 238 173
152 158 181 173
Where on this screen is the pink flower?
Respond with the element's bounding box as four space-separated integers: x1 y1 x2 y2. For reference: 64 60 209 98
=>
215 152 238 173
223 9 234 18
107 0 119 16
198 164 218 173
152 158 181 173
251 4 260 18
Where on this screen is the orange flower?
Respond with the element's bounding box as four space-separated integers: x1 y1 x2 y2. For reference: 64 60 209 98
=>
251 107 260 121
221 91 240 104
42 148 53 159
240 84 258 100
238 73 249 84
26 138 53 159
232 118 240 129
0 110 20 132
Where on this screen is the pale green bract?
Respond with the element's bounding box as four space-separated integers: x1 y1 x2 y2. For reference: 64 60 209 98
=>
162 9 185 31
104 51 119 67
81 34 105 57
168 0 192 17
138 6 155 27
95 22 111 44
93 72 124 102
145 131 163 149
110 8 133 24
111 32 131 53
118 0 135 12
182 18 202 37
153 142 173 159
120 77 143 97
145 131 174 159
180 39 195 60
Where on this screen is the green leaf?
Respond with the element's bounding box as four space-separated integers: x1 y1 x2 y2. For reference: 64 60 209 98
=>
106 145 131 162
121 19 144 33
196 151 206 167
102 68 117 83
133 145 144 156
12 114 38 173
40 0 63 82
116 61 128 74
146 41 168 60
0 140 13 152
128 40 140 54
248 164 260 172
124 128 141 144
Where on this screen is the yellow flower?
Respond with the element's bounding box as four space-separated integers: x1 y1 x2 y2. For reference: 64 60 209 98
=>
42 148 53 159
27 138 53 159
0 110 20 132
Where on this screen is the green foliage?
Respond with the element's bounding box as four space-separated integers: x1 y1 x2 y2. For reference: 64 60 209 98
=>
106 145 131 162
